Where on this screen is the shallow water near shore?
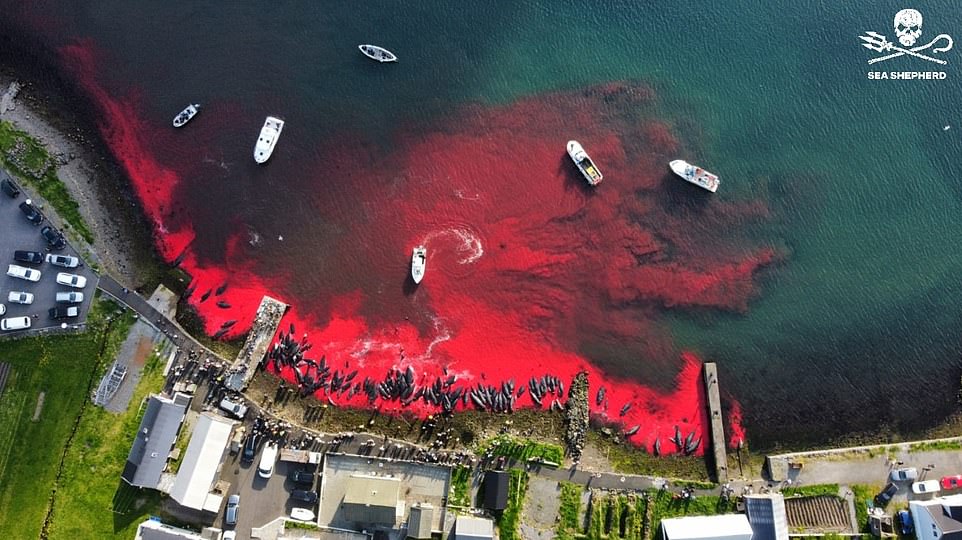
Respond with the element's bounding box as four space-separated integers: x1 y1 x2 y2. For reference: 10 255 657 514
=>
2 1 962 449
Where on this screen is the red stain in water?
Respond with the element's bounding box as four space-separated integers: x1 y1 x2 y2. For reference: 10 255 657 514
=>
59 41 771 454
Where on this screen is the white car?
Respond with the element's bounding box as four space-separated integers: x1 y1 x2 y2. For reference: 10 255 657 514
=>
0 304 5 315
45 253 79 268
56 272 87 289
289 508 315 522
222 532 236 540
913 480 940 495
1 316 31 331
258 443 279 479
219 398 248 419
7 264 41 282
56 292 84 304
7 291 34 305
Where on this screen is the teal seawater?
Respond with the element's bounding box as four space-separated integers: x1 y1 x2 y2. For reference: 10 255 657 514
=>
2 1 962 448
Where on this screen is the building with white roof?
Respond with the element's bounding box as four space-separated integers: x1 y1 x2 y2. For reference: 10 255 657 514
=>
169 412 235 512
661 514 754 540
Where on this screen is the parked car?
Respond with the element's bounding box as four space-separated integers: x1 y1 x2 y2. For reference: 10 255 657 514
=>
219 397 248 419
45 253 79 268
874 483 899 506
258 443 279 479
288 468 314 486
0 316 31 331
56 292 84 304
290 489 318 504
891 467 919 482
898 509 914 535
7 264 41 282
942 475 962 490
7 291 34 305
289 508 315 522
222 532 236 540
1 176 20 198
49 306 79 319
241 433 260 464
56 272 86 289
224 494 240 526
19 200 43 225
912 480 940 495
0 305 5 316
14 250 44 264
41 226 66 249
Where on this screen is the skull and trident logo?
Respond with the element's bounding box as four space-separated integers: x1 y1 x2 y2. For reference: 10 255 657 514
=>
859 9 953 65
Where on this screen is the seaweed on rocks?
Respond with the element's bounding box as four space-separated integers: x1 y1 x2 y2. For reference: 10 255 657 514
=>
564 371 589 463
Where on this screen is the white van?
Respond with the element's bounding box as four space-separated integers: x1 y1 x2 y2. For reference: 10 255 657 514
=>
1 316 31 331
258 443 279 479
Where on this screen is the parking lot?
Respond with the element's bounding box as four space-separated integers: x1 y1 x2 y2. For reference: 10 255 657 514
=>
0 173 96 333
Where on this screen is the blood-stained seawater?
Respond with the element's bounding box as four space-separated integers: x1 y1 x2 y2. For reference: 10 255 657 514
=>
61 41 775 454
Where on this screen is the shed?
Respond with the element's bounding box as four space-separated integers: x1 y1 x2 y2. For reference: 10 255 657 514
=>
341 474 400 525
407 503 434 539
661 514 754 540
122 393 189 489
169 412 235 511
454 515 494 540
483 470 509 511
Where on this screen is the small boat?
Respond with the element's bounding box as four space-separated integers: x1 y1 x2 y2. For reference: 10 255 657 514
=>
411 245 427 284
253 116 284 164
172 104 200 128
358 44 397 63
669 160 720 192
566 140 603 186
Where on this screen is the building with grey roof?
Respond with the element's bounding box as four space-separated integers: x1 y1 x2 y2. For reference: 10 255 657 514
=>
122 392 190 489
744 493 788 540
911 495 962 540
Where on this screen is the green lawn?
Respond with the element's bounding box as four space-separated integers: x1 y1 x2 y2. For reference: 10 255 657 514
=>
495 469 529 540
482 434 564 465
0 297 136 538
556 482 583 539
450 466 473 507
648 489 737 537
46 349 167 539
0 120 95 243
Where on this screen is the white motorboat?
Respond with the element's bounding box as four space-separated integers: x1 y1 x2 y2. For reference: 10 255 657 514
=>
253 116 284 164
669 160 720 192
172 104 200 128
358 44 397 63
566 140 603 186
411 246 426 284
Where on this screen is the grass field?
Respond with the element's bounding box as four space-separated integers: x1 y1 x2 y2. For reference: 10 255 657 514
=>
0 297 136 538
495 469 529 540
45 348 167 539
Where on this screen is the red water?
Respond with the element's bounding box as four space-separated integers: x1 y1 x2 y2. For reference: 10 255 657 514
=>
60 42 777 454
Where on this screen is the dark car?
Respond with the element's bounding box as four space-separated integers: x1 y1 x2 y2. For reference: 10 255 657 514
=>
49 306 79 319
241 433 260 464
898 509 914 534
290 489 318 504
875 482 898 506
19 200 44 225
288 468 314 486
1 176 20 198
14 250 44 264
41 226 66 249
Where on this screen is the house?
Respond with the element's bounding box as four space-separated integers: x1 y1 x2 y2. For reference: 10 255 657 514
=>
910 494 962 539
341 474 402 525
121 393 190 489
661 514 754 540
133 518 203 540
169 412 235 512
483 471 509 511
744 493 789 540
454 515 495 540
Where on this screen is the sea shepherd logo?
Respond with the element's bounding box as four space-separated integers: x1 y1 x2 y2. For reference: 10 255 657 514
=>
860 8 953 80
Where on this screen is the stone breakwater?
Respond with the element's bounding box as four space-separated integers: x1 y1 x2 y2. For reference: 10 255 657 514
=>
565 371 589 462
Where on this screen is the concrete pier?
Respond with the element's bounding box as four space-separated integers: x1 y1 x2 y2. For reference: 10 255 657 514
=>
225 295 289 391
704 362 728 482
